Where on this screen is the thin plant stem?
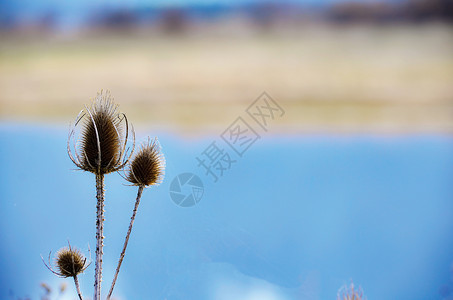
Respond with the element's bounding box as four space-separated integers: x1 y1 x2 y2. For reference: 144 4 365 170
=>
94 173 105 300
107 185 144 300
73 275 83 300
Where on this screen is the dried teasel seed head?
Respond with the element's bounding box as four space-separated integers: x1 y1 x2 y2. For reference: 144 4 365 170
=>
55 245 89 278
68 90 135 175
337 282 365 300
126 137 165 187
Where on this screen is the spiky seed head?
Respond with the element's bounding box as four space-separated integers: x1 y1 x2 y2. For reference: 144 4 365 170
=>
126 138 165 187
55 246 88 278
80 95 120 173
40 282 51 294
337 282 365 300
68 90 135 175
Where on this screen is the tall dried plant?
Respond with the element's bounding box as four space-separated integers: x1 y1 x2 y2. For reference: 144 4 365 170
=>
67 90 135 300
44 90 165 299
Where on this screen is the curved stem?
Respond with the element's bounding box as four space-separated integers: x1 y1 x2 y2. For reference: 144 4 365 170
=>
94 174 105 300
73 275 83 300
107 186 144 300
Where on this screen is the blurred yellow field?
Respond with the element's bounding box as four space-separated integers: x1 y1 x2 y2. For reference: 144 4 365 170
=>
1 24 452 133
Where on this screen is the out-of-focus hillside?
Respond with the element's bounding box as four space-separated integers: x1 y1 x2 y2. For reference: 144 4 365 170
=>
1 23 452 133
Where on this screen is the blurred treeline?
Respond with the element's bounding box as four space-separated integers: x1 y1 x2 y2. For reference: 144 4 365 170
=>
1 0 452 33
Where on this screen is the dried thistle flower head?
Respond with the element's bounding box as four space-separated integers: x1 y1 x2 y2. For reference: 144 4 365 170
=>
68 90 135 175
43 243 90 278
55 246 89 278
126 137 165 187
337 282 366 300
40 282 51 295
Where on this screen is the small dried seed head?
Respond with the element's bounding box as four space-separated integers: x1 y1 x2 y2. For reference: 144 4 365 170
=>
68 90 135 175
126 138 165 187
337 282 365 300
55 246 88 278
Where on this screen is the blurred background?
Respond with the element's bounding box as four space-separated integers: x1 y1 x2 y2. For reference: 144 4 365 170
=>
0 0 452 299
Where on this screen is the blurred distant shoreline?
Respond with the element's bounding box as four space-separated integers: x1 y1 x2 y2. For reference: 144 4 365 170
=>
1 23 452 134
0 1 452 134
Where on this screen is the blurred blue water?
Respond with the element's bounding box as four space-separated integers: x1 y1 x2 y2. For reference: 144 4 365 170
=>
0 123 452 300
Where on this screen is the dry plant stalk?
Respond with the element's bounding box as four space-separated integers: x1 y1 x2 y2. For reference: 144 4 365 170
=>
107 138 165 299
